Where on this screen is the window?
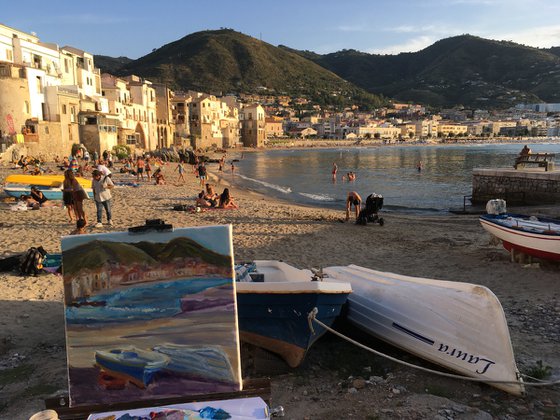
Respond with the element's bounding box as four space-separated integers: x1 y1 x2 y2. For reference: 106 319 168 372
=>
6 49 13 61
62 104 67 114
24 101 30 114
64 58 69 73
36 76 42 93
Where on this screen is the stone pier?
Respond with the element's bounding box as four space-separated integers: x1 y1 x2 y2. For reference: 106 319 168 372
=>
472 168 560 204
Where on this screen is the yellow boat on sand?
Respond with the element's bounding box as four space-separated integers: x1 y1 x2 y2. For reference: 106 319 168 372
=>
4 174 91 188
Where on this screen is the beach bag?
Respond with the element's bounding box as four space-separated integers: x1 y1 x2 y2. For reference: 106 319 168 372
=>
20 246 47 276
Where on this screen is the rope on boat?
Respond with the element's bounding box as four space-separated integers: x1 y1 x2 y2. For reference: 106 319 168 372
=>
307 307 318 335
308 308 560 389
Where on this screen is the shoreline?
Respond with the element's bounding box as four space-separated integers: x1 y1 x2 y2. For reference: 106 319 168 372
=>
0 158 559 419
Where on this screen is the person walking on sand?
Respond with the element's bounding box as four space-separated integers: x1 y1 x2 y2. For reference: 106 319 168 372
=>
417 161 423 172
91 169 114 227
346 191 362 221
332 162 338 180
175 162 186 183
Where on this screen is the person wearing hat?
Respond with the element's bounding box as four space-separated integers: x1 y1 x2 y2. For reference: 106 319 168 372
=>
91 169 115 228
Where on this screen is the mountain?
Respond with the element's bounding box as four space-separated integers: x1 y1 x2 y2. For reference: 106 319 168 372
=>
304 35 560 108
63 240 156 275
95 31 560 109
93 55 133 74
63 237 231 276
100 29 385 110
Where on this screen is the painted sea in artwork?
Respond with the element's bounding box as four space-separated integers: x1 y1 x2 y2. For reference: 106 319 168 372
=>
61 225 242 407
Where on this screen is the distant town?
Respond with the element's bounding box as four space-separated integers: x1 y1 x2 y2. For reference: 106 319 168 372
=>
1 22 559 159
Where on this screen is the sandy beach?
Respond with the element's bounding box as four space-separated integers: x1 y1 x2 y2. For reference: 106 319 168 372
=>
0 156 558 419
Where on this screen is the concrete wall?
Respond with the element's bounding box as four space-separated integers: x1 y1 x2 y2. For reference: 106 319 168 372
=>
472 168 560 204
0 76 30 135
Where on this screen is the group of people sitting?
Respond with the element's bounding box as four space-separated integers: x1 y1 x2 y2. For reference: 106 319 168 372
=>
195 183 238 209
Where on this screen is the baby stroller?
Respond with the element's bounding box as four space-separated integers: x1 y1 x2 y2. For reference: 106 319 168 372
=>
356 193 384 226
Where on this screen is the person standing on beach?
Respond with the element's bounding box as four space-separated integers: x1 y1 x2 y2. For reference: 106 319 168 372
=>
332 162 338 181
197 161 207 188
91 169 114 227
136 156 145 182
346 191 362 221
417 161 423 172
175 162 186 183
64 169 88 225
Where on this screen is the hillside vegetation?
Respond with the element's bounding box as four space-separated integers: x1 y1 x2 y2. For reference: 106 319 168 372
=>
95 32 560 109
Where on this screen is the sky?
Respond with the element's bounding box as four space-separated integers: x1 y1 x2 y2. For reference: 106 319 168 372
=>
3 0 560 59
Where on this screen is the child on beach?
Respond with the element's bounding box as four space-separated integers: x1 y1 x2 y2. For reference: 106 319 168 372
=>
70 219 87 235
175 162 186 183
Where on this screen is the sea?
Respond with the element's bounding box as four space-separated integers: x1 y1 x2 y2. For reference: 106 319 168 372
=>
216 142 560 214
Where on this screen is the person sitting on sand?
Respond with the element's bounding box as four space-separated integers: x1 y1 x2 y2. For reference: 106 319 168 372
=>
219 188 239 209
70 218 87 235
29 186 58 208
346 191 362 221
154 168 165 185
195 191 211 207
204 183 219 206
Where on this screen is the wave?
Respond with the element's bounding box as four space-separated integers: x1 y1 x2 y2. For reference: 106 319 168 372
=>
235 174 292 194
298 192 337 202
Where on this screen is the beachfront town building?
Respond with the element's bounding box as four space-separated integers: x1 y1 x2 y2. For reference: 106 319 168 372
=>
170 91 192 147
188 92 241 149
240 103 266 147
265 116 284 138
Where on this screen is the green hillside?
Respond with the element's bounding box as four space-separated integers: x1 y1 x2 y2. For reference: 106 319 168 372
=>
309 35 560 108
95 31 560 109
106 29 385 110
63 240 156 275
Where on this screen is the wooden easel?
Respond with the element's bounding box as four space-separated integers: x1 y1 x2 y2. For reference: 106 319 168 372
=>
44 378 271 420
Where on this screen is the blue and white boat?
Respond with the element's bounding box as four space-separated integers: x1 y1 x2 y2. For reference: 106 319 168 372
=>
3 174 94 200
235 260 352 367
95 346 170 388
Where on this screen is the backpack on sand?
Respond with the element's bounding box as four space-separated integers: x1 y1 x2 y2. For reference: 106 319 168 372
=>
20 246 47 276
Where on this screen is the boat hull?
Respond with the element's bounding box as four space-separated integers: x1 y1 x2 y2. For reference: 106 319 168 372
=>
95 348 169 388
236 291 349 367
324 265 524 395
480 214 560 261
5 174 91 188
4 185 93 200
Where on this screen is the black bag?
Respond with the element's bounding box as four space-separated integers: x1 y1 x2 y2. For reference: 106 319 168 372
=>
173 204 188 211
20 246 47 276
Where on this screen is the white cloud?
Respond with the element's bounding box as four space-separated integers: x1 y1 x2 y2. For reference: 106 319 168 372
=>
369 36 436 55
336 25 370 33
490 25 560 48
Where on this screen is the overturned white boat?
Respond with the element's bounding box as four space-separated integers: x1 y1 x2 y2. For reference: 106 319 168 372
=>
323 264 524 395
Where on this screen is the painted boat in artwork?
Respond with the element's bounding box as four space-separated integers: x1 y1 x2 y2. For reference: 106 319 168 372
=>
95 346 170 388
479 213 560 261
323 264 525 396
235 260 352 368
153 344 236 383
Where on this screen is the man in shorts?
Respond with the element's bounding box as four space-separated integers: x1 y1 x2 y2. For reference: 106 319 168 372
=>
346 191 362 221
198 162 207 188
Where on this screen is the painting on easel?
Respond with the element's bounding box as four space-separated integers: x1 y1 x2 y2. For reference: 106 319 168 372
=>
61 224 241 406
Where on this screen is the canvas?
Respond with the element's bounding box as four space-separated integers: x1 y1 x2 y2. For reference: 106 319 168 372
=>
61 224 241 407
